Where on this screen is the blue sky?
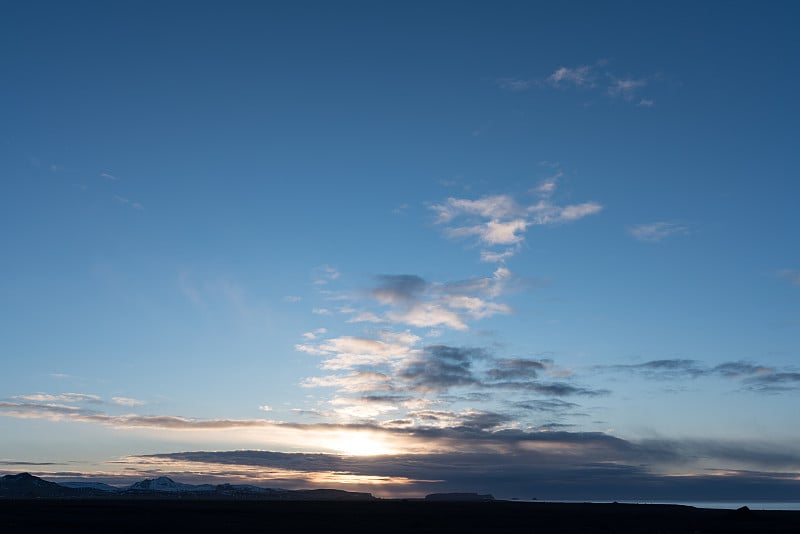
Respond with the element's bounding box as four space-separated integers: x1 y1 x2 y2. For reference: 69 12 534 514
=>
2 1 799 499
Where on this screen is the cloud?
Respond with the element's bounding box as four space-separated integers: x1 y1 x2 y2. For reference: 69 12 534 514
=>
134 434 800 499
312 308 331 315
313 265 340 285
296 332 420 371
499 62 658 108
387 302 468 330
371 275 427 304
531 173 561 197
480 248 518 263
743 372 800 393
433 195 520 223
607 77 647 100
113 195 144 210
302 328 328 340
283 295 303 303
111 397 146 407
599 359 790 392
0 401 279 430
513 399 582 413
432 185 602 262
258 405 273 412
490 381 609 397
329 396 401 419
496 77 536 91
302 371 394 393
13 393 102 404
547 65 595 87
779 270 800 286
100 172 119 181
485 359 547 381
629 221 688 242
399 345 486 392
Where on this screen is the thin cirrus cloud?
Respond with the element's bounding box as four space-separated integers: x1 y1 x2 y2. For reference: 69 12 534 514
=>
629 221 688 242
111 397 146 407
779 269 800 286
497 62 656 106
12 393 102 404
595 359 800 393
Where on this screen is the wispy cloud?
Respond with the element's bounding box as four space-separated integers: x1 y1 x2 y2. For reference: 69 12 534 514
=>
607 77 647 100
13 393 102 404
779 269 800 286
432 179 602 261
499 61 657 107
597 359 794 393
496 77 537 91
629 221 688 242
547 65 596 87
313 265 341 285
113 195 144 211
111 397 146 407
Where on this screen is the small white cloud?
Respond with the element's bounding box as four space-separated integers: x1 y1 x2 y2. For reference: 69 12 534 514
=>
258 405 273 412
388 302 468 331
301 334 420 371
111 397 146 407
559 202 603 221
637 98 655 107
547 65 595 87
313 265 341 285
312 308 331 315
100 172 119 181
347 311 386 324
480 247 518 263
302 328 328 340
447 219 529 246
608 78 647 100
48 373 72 379
532 173 561 197
629 221 688 242
283 295 302 303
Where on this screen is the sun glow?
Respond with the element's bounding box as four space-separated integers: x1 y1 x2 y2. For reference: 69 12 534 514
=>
328 430 395 456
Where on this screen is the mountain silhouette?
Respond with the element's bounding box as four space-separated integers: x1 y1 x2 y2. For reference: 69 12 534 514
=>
0 473 375 500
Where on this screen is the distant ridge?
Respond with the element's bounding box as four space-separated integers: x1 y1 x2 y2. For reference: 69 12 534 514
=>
425 492 495 502
0 473 375 500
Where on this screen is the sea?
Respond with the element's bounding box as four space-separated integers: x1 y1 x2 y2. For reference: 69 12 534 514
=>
511 500 800 510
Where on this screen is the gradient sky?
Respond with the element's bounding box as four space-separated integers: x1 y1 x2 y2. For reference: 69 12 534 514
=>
2 1 799 500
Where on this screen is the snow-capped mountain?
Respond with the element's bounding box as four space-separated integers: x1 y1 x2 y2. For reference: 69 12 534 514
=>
0 473 375 500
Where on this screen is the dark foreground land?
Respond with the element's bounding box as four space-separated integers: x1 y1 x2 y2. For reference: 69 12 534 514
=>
2 499 800 533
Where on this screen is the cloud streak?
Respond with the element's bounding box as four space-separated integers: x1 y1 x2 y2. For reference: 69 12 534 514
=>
498 61 657 106
629 221 688 242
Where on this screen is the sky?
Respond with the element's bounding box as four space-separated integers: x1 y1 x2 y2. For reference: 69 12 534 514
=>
1 1 799 500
